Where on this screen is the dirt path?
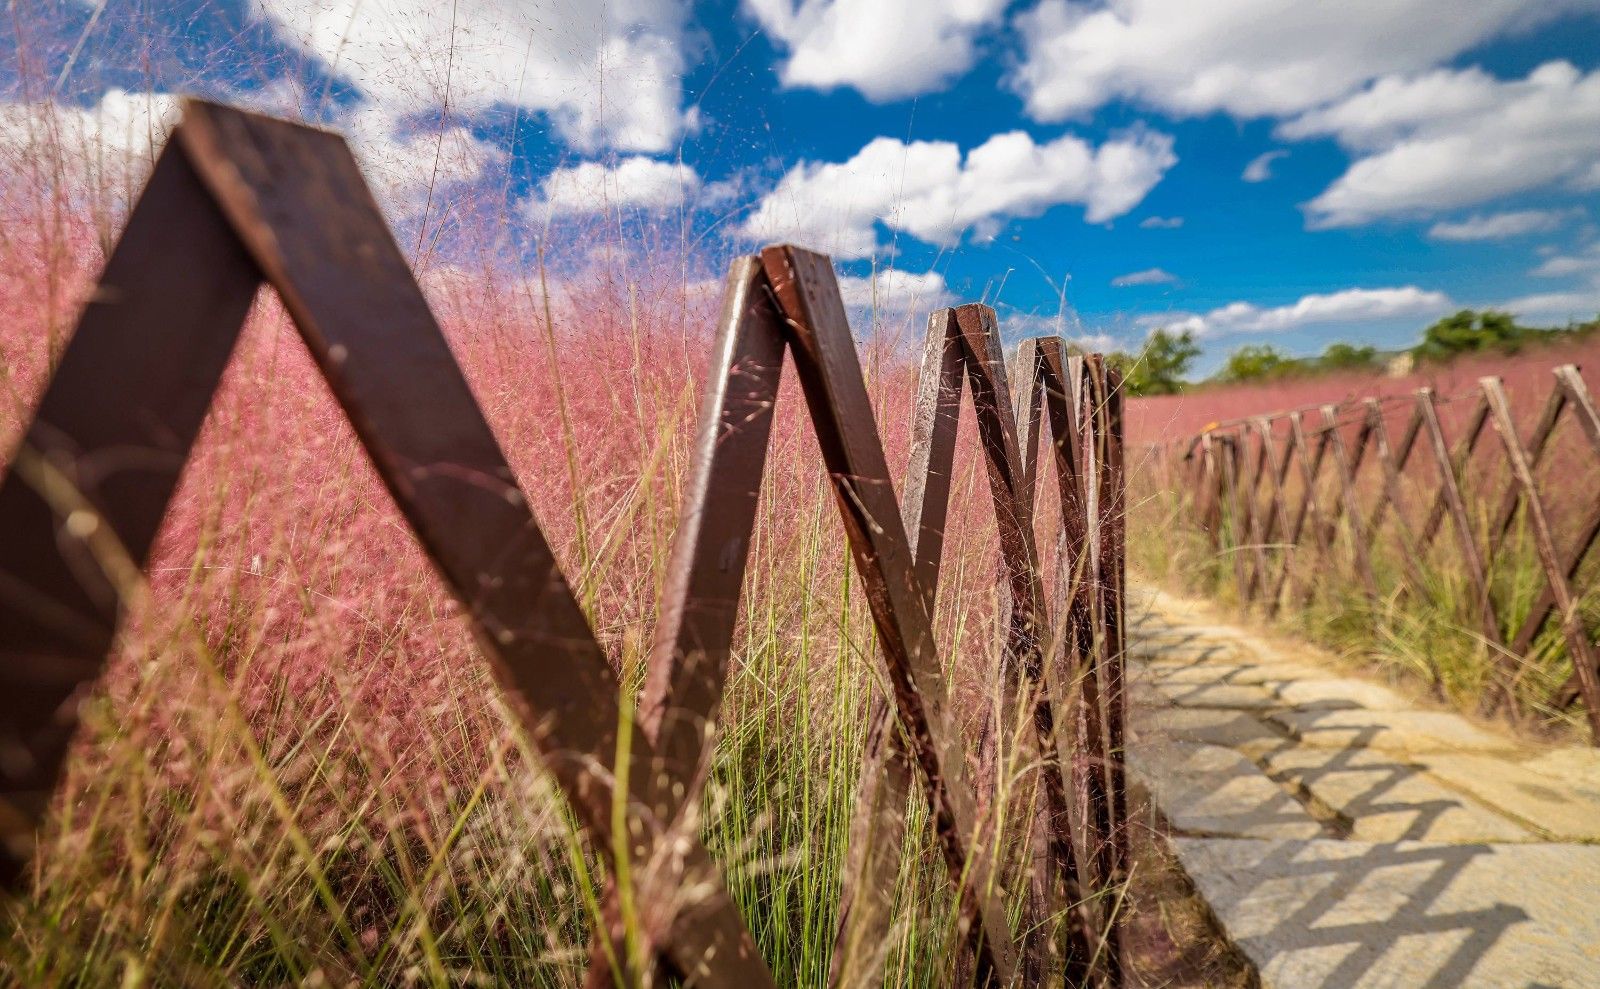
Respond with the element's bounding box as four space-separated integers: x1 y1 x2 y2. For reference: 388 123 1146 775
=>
1127 587 1600 989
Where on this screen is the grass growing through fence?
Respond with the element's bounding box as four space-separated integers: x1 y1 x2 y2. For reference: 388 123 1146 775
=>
0 204 1103 984
1128 455 1596 739
0 28 1155 971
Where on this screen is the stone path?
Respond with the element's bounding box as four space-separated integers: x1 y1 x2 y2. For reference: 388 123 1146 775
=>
1127 588 1600 989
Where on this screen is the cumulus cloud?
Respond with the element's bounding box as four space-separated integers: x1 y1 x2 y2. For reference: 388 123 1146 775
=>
531 156 700 216
1009 0 1583 122
1530 242 1600 279
1284 61 1600 227
746 0 1007 101
0 89 180 187
1068 332 1120 353
1427 209 1576 241
1241 149 1287 183
1112 267 1177 286
0 89 509 224
1152 286 1452 337
1500 245 1600 323
252 0 692 152
1494 241 1600 325
1140 215 1183 229
836 268 956 313
738 128 1176 258
342 106 506 217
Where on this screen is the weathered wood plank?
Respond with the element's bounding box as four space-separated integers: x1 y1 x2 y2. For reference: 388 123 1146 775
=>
761 245 1018 982
0 143 262 883
1482 377 1600 739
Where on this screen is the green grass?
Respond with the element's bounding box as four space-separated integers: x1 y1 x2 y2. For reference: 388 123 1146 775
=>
0 335 1085 986
1129 469 1595 739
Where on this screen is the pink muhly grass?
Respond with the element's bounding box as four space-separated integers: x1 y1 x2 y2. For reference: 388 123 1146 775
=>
0 118 1027 982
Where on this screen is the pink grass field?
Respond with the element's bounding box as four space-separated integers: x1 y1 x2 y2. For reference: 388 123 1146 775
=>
0 163 1037 838
1126 337 1600 450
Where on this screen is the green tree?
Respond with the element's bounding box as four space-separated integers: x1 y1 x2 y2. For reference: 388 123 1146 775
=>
1413 309 1529 361
1219 343 1299 383
1112 327 1199 396
1316 341 1380 371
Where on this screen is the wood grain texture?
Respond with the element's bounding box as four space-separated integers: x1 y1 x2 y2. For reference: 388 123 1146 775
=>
760 246 1019 983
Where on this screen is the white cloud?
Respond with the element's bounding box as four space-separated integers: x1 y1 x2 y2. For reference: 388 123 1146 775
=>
1531 242 1600 278
1140 215 1183 229
1501 287 1600 324
1284 61 1600 227
1112 267 1177 286
738 128 1176 258
342 106 505 217
1427 209 1575 241
746 0 1007 101
1009 0 1584 122
532 156 699 215
1150 286 1452 337
1498 242 1600 324
836 268 956 313
0 90 508 224
252 0 692 152
1242 149 1287 183
0 89 180 189
1069 332 1119 353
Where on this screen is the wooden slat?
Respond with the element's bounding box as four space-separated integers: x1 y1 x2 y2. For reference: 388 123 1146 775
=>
761 245 1018 982
1237 422 1276 605
1481 377 1600 739
588 258 788 986
1366 402 1422 536
0 143 262 883
1197 433 1223 551
1556 364 1600 455
1487 372 1568 555
1518 497 1600 660
1322 405 1380 603
1270 412 1330 611
176 101 773 986
1012 338 1045 504
638 257 787 794
1417 387 1515 706
1089 358 1128 985
954 309 1080 984
1046 350 1119 986
1365 399 1430 599
1027 340 1105 980
1244 420 1296 605
1310 407 1373 573
830 306 963 989
1417 392 1489 553
1518 367 1600 727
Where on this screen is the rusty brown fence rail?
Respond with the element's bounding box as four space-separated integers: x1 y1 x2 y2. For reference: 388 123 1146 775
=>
1150 366 1600 744
0 101 1128 985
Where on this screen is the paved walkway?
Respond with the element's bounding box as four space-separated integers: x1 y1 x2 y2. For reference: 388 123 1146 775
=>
1127 588 1600 989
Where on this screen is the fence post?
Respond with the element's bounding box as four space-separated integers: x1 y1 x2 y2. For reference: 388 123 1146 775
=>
1417 387 1516 711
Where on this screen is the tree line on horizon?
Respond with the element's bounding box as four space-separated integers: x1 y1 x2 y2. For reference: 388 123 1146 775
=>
1104 309 1600 397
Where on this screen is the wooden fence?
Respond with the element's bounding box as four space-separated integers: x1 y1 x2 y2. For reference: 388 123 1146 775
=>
0 100 1129 985
1154 366 1600 743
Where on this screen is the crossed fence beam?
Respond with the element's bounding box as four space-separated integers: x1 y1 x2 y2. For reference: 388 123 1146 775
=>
1168 366 1600 742
0 100 1127 984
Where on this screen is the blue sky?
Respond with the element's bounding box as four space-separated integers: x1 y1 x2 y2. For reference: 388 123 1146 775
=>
6 0 1600 372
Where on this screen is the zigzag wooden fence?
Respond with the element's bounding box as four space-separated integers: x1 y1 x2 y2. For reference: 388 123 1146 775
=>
0 100 1128 985
1155 366 1600 743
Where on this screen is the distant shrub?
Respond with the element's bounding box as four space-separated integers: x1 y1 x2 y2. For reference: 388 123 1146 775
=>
1109 327 1200 396
1217 343 1298 383
1413 308 1600 363
1317 341 1381 371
